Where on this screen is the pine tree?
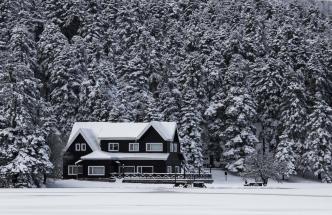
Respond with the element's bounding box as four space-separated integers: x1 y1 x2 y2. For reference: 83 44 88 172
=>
0 24 52 187
222 54 258 173
275 133 296 178
179 88 203 171
303 95 332 183
47 36 88 133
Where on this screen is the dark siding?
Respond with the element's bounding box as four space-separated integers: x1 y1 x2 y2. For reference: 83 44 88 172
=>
78 160 168 176
63 124 184 179
173 130 180 152
139 126 169 153
166 153 184 172
63 134 92 179
80 160 114 178
117 160 167 173
99 126 170 153
100 139 131 152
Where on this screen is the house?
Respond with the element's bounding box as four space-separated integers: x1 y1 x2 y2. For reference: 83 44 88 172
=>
62 121 185 179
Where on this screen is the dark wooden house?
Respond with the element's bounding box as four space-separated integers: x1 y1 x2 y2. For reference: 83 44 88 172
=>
63 121 185 179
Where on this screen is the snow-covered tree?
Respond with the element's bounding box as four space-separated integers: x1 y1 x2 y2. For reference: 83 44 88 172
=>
302 96 332 183
0 24 52 187
179 88 203 171
275 134 296 178
242 150 285 185
221 54 258 173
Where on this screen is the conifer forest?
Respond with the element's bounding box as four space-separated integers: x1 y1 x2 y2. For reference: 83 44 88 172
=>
0 0 331 187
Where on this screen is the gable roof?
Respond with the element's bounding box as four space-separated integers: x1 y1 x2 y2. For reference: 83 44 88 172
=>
63 121 177 153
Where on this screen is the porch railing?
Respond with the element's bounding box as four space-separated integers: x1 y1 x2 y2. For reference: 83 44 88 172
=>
109 172 213 184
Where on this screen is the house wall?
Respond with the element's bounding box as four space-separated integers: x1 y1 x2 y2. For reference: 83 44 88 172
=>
63 125 184 179
166 153 184 172
79 160 114 178
99 126 173 153
63 134 92 179
73 160 170 178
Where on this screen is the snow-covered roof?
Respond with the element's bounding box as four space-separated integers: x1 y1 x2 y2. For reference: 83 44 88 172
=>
63 128 101 152
81 151 170 161
63 121 177 152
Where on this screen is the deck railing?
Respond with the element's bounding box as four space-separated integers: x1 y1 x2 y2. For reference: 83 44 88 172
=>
109 172 213 184
110 172 212 179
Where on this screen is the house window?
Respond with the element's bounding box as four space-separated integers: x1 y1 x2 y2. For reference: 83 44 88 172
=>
167 166 172 173
81 143 86 151
173 143 177 152
170 143 178 152
129 143 139 152
137 166 154 173
175 166 180 173
146 143 163 152
108 143 119 151
77 165 83 174
68 165 76 175
119 166 135 173
68 165 83 175
88 166 105 176
75 143 80 151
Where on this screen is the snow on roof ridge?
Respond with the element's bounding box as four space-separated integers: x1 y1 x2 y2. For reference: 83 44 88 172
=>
63 127 100 153
64 121 177 153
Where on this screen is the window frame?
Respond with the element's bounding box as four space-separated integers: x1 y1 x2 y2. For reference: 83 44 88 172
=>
81 143 86 151
77 165 83 174
88 166 105 176
108 143 119 152
173 143 178 152
175 166 180 173
137 166 154 174
68 165 77 175
118 166 136 173
170 143 178 152
146 143 163 152
75 143 81 151
129 143 139 152
167 166 172 173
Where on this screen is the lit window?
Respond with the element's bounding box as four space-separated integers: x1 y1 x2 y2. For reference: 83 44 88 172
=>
88 166 105 176
108 143 119 151
81 143 86 151
75 143 80 151
146 143 163 152
129 143 139 152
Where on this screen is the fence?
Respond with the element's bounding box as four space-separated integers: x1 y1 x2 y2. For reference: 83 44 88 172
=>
109 172 214 184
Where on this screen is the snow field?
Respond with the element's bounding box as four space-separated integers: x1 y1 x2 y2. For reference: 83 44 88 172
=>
0 170 331 215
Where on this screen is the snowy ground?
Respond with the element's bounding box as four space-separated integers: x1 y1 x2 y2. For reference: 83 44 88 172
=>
0 169 331 215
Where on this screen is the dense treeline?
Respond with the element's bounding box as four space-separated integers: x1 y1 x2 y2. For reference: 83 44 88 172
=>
0 0 331 187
